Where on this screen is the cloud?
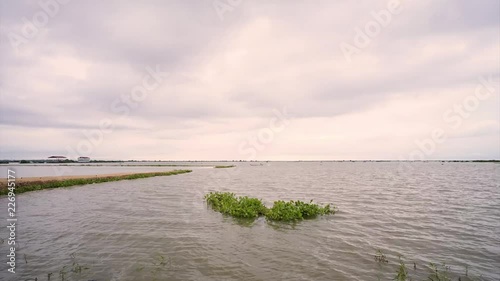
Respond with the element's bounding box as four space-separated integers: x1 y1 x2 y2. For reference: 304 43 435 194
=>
0 0 498 160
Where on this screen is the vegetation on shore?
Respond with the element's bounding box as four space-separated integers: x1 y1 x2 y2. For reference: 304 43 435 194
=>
0 170 192 195
204 191 335 222
214 165 236 168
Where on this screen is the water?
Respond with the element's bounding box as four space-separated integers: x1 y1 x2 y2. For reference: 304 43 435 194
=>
0 162 216 178
0 162 499 280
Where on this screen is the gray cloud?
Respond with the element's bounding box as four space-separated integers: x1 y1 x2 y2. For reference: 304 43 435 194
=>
0 0 498 160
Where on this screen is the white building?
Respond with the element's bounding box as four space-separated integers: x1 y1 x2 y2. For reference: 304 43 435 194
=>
78 156 91 163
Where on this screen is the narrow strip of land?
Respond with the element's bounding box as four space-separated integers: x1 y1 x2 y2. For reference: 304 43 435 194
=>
0 170 192 195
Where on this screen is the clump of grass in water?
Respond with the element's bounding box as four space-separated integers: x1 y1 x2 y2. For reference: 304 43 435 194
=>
134 253 172 281
29 252 172 281
265 200 335 221
374 251 484 281
205 192 267 218
214 165 235 168
0 170 192 195
57 253 90 281
428 263 451 281
395 256 409 281
375 249 389 263
204 191 335 222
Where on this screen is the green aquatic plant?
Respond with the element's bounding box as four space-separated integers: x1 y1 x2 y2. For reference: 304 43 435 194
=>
375 249 389 263
0 170 192 195
57 253 90 281
205 191 237 211
133 253 172 281
428 263 451 281
374 252 484 281
204 192 335 222
295 200 335 218
395 256 409 281
233 196 268 218
214 165 235 168
205 192 267 218
265 200 303 221
151 254 171 281
266 200 335 221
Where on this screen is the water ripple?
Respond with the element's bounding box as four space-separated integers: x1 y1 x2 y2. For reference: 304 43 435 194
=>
0 162 499 280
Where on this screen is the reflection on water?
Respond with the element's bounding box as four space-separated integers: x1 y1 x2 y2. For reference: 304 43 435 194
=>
0 162 498 280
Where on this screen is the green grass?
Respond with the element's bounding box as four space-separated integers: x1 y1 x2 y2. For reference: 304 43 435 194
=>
266 199 335 221
0 170 192 195
204 192 267 218
214 165 235 168
204 191 336 222
375 250 389 263
374 250 484 281
24 252 172 281
395 256 409 281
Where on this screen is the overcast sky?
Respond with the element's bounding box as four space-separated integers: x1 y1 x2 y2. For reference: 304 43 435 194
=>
0 0 499 160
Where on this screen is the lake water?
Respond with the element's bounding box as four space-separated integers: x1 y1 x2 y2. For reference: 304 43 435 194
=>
0 162 217 178
0 162 499 280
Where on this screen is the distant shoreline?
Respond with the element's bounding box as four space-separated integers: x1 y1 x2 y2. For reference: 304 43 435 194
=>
0 160 498 164
0 163 214 167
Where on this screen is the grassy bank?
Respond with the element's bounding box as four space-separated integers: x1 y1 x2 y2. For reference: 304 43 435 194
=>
0 170 192 195
205 191 335 222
